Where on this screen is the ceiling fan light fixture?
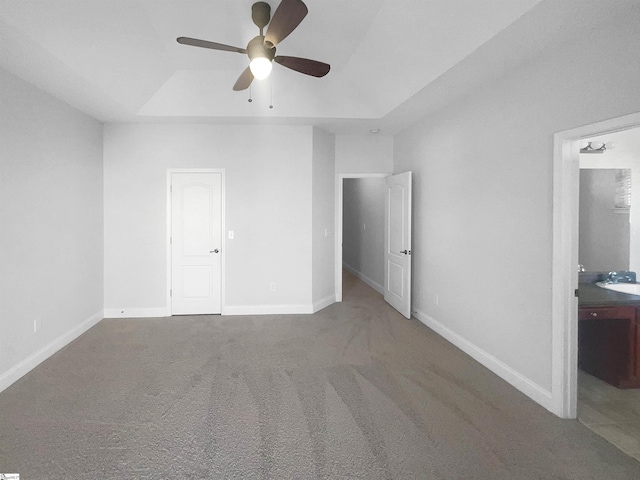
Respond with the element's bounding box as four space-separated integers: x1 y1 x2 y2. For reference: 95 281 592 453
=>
247 35 275 80
250 57 273 80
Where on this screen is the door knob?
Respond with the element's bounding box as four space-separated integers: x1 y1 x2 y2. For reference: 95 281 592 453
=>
210 249 219 253
400 250 408 255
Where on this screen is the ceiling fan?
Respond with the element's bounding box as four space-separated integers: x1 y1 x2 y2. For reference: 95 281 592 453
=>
177 0 330 91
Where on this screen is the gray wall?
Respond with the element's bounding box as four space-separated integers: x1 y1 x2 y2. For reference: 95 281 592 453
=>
312 127 336 309
335 135 393 174
342 178 386 293
579 169 630 272
394 2 640 400
0 67 104 390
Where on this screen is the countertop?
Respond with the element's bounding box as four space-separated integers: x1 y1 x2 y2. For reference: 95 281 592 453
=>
579 282 640 307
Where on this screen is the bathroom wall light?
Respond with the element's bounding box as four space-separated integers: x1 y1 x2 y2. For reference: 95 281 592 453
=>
580 141 608 154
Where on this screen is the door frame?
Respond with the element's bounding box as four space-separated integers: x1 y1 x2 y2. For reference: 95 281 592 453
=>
167 168 226 316
553 112 640 418
335 173 391 302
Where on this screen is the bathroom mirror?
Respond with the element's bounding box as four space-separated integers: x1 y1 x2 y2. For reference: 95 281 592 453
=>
579 128 640 275
579 169 631 272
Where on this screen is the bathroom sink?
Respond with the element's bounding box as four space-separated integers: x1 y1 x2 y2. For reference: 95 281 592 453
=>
596 282 640 296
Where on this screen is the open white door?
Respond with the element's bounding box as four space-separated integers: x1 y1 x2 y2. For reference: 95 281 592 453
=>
171 172 222 315
384 171 412 318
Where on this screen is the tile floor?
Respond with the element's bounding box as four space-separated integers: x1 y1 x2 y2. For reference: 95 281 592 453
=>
578 370 640 462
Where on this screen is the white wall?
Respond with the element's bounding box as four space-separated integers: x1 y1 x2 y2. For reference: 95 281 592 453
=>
103 124 314 316
336 134 393 174
342 178 386 293
0 67 103 392
311 128 336 310
394 5 640 408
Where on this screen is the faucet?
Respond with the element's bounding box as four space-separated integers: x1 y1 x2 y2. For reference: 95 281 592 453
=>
607 271 636 284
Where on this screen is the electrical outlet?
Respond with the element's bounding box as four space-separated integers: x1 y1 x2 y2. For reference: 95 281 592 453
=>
434 294 440 306
270 282 276 291
324 228 330 237
33 316 42 333
363 223 366 230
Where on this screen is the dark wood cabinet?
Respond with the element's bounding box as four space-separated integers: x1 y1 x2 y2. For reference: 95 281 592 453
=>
578 305 640 388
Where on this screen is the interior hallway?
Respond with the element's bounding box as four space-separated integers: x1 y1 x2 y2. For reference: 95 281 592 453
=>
1 270 639 479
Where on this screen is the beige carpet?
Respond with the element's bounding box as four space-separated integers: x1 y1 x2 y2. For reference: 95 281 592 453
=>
1 271 639 479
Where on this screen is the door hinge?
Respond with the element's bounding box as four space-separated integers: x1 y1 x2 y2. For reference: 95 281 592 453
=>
170 289 172 297
574 288 579 297
170 236 172 245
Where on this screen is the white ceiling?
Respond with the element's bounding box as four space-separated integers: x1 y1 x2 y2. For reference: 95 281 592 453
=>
0 0 600 134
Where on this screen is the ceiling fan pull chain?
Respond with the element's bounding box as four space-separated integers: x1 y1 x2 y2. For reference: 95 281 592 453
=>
248 85 253 103
269 81 274 109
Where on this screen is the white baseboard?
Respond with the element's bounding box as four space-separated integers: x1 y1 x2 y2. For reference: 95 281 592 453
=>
413 308 555 413
223 304 314 315
313 294 336 313
104 304 325 317
0 309 104 394
342 263 384 294
103 308 169 318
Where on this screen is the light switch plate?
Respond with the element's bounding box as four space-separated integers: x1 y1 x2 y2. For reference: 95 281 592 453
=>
228 231 234 239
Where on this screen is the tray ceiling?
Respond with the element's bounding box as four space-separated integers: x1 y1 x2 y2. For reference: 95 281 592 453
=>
0 0 571 132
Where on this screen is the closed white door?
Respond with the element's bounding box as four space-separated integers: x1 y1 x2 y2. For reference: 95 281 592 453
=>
384 171 412 318
171 172 222 315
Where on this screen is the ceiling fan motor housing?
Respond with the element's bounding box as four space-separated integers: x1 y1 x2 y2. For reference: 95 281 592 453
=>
247 35 276 62
251 2 271 30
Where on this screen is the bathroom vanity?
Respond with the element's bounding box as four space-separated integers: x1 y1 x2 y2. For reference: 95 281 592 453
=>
578 281 640 389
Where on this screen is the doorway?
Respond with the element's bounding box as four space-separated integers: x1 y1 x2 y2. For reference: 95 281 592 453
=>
341 176 387 299
167 169 225 315
576 127 640 459
335 172 412 318
553 111 640 419
336 174 388 302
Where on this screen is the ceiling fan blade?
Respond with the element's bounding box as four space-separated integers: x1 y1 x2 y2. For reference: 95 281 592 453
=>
264 0 308 46
274 56 330 77
233 67 254 91
177 37 246 54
